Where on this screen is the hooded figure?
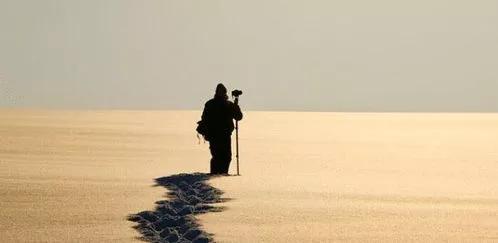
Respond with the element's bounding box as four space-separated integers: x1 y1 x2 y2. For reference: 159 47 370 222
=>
201 83 243 174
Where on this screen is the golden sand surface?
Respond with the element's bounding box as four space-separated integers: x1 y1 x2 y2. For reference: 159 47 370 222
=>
1 110 498 242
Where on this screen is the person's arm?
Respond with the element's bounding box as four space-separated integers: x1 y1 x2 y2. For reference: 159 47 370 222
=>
201 101 210 121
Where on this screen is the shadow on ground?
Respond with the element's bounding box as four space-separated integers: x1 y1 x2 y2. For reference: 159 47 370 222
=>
128 173 229 242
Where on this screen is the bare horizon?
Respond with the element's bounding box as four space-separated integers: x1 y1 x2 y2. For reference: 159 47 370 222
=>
1 1 497 111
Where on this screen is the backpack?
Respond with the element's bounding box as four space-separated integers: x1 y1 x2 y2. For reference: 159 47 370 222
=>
196 120 209 141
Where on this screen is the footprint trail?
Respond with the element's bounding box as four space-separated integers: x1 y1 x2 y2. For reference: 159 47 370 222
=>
129 173 227 242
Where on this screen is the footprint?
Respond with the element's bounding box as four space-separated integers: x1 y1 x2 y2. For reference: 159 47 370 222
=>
128 173 227 242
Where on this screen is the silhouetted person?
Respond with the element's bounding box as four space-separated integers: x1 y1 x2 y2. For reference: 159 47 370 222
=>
201 83 243 174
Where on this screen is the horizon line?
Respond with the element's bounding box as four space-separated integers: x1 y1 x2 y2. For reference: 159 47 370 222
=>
1 107 497 114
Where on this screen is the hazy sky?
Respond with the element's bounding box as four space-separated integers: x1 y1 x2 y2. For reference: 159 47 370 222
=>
1 0 497 111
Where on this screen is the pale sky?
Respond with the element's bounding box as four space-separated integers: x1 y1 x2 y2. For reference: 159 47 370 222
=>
1 0 497 111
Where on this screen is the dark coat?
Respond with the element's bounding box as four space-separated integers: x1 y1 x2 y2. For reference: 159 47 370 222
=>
201 96 243 139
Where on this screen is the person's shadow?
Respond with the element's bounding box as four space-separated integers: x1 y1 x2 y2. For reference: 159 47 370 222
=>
128 173 229 242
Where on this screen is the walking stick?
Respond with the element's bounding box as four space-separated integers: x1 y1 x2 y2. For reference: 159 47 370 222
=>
236 120 240 176
234 97 240 176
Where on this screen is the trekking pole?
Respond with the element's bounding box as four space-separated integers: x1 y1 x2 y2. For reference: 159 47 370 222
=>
234 97 240 176
231 89 243 176
236 119 240 176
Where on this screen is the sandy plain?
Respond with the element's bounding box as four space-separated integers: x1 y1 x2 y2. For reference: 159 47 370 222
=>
1 109 498 242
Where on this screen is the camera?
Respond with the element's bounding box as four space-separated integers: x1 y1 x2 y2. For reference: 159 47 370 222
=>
231 89 243 97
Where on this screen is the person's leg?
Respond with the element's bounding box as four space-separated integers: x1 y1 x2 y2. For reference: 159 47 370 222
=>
209 139 222 174
210 136 229 174
220 136 232 174
210 157 217 174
